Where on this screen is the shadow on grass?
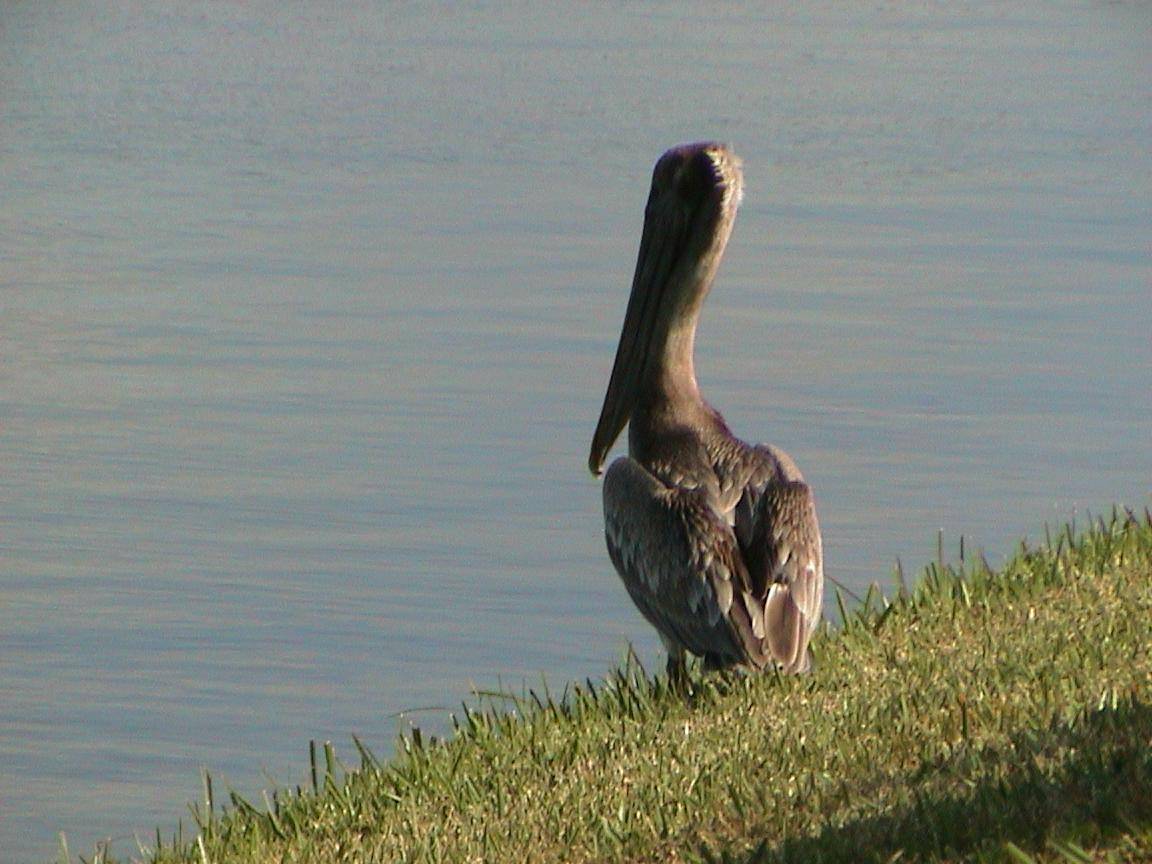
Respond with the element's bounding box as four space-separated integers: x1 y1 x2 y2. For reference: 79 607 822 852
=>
704 697 1152 864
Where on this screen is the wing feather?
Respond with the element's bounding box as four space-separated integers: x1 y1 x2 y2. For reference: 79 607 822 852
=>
602 456 761 667
602 447 824 674
747 479 824 673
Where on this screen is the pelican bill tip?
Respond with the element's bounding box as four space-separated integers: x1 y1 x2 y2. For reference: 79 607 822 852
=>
588 450 605 477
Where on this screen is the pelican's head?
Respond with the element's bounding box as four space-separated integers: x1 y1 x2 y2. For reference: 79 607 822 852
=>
588 142 744 476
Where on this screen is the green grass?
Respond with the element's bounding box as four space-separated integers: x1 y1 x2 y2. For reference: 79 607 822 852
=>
79 510 1151 863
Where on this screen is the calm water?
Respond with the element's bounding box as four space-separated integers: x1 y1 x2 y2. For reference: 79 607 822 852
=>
2 2 1149 860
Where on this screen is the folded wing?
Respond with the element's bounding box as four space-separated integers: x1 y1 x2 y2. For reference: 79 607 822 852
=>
602 455 821 672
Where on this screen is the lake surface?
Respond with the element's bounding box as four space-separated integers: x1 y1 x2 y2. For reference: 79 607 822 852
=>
1 2 1149 860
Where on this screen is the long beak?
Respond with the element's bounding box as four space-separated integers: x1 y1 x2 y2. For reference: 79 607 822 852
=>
588 143 743 476
588 185 690 476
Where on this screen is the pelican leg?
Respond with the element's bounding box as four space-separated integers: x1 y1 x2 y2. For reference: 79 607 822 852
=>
661 634 689 691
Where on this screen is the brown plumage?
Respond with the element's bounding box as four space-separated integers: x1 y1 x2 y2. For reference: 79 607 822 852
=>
589 142 824 681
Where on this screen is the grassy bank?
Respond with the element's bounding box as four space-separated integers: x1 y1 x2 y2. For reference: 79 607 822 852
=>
91 511 1150 863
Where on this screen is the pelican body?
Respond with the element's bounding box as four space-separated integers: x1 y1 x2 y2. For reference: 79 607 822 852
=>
589 142 823 679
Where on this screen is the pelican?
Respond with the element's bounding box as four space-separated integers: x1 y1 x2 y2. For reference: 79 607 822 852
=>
589 142 824 682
